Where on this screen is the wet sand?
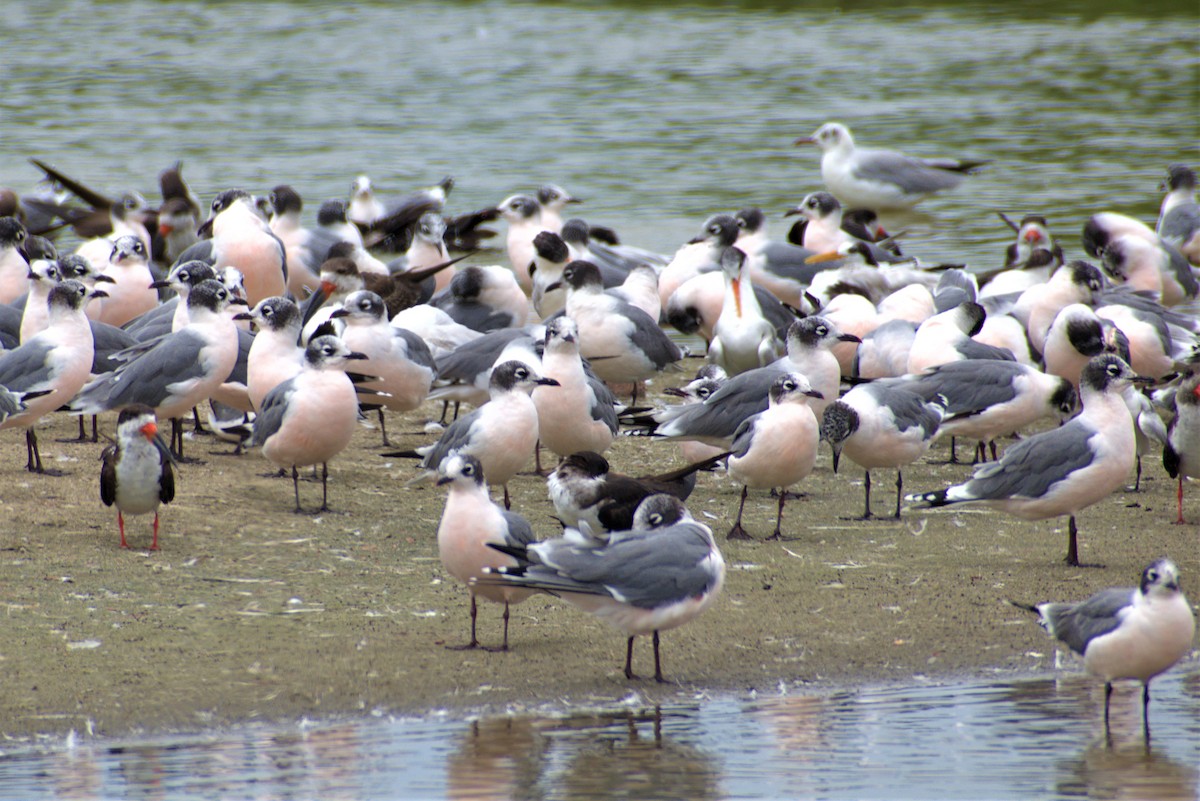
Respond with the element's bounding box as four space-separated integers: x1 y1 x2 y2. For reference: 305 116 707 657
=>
0 384 1196 742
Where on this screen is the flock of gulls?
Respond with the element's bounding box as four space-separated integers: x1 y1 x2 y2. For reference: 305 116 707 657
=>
0 122 1197 739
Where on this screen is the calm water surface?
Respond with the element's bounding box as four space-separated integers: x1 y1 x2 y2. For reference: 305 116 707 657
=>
3 1 1199 799
1 673 1198 800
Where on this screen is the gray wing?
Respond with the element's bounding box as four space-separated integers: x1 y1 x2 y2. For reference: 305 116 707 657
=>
729 412 763 459
1160 204 1200 248
432 298 515 333
435 328 529 382
621 301 681 369
892 361 1025 417
79 329 209 410
587 374 619 434
0 339 55 391
661 366 779 441
419 406 485 469
122 299 178 341
853 148 966 195
864 382 941 436
392 326 435 370
249 375 298 446
536 524 718 609
90 321 140 374
965 420 1096 500
225 327 254 386
1043 587 1135 655
955 337 1016 362
500 510 538 548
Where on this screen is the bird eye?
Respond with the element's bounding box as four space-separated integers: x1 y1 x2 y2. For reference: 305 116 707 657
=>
516 367 529 378
697 388 711 399
15 229 25 241
816 325 828 336
462 463 474 475
784 380 797 391
1148 570 1159 582
648 513 663 526
1107 363 1120 376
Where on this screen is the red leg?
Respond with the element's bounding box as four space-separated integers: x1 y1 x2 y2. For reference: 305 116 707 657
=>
118 512 129 548
1176 476 1186 525
151 512 160 551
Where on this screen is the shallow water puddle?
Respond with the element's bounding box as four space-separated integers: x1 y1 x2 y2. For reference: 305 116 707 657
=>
2 671 1196 800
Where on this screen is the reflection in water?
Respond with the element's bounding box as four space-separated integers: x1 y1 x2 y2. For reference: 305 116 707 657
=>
1056 741 1199 801
2 673 1197 800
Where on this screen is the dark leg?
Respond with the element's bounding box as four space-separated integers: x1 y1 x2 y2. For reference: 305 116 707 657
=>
1142 683 1152 745
1104 681 1113 743
318 462 330 511
452 402 461 422
377 409 390 447
192 406 205 433
948 436 958 464
860 470 873 520
483 602 512 653
726 486 753 540
25 429 43 473
77 416 88 441
624 635 637 680
438 401 450 426
1065 515 1079 567
652 630 666 683
291 465 303 513
447 595 481 650
766 488 787 540
894 470 903 519
503 484 511 511
170 418 184 460
989 440 998 462
974 441 986 464
1064 515 1104 568
630 383 640 407
91 415 99 443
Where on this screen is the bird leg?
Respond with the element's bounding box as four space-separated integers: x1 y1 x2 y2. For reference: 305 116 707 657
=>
1174 476 1186 525
118 511 129 549
377 409 391 447
151 512 160 551
989 440 998 462
893 470 903 519
624 635 638 680
1142 683 1152 746
25 429 43 473
291 465 303 514
1104 681 1113 744
652 630 666 683
503 484 512 510
482 602 511 653
766 488 789 541
447 595 481 650
726 486 753 540
858 470 874 520
948 436 959 464
317 462 330 512
1063 515 1104 568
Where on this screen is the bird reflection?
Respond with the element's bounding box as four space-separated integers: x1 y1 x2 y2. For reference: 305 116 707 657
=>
1055 740 1199 801
446 717 547 801
543 707 720 801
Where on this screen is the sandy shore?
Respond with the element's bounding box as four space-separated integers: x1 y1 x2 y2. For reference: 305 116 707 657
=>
0 380 1196 742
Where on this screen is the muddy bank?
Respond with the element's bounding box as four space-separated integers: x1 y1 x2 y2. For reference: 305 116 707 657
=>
0 387 1196 743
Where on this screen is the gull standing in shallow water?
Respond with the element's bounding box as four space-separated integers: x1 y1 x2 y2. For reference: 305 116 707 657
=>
476 494 725 683
1009 558 1195 742
906 355 1147 566
797 122 989 211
